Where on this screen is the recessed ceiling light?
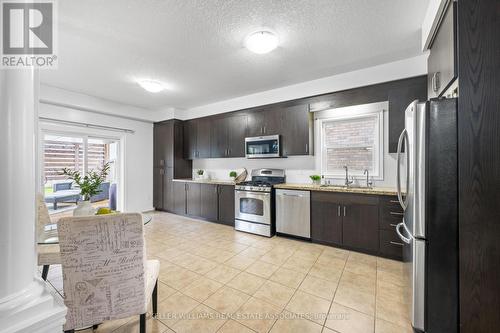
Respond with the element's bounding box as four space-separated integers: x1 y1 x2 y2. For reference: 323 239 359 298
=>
137 79 165 93
245 31 279 54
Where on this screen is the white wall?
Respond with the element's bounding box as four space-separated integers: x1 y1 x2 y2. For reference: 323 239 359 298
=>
38 85 154 212
177 55 428 120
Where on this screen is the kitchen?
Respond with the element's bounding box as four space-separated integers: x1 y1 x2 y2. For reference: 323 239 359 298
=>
152 1 456 331
1 0 498 333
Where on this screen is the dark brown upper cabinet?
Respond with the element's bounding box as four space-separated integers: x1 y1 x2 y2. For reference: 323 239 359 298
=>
281 104 313 156
210 114 247 158
183 118 211 159
247 108 282 137
183 120 197 159
427 1 457 99
388 76 428 152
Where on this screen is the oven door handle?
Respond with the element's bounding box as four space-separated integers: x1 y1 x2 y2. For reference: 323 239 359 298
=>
235 190 270 197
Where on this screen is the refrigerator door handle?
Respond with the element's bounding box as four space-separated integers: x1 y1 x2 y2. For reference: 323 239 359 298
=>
396 129 409 210
395 222 411 244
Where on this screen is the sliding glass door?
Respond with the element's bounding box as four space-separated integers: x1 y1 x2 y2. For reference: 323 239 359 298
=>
41 132 120 216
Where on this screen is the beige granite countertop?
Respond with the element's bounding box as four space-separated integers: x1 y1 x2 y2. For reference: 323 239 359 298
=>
274 183 397 196
172 178 236 186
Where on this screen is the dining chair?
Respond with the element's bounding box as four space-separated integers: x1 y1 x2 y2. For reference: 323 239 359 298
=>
36 193 61 280
57 213 159 333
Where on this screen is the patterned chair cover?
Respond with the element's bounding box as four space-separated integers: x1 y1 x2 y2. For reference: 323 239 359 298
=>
58 213 157 331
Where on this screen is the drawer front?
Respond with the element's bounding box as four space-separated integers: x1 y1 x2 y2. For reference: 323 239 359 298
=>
379 196 404 230
379 229 403 260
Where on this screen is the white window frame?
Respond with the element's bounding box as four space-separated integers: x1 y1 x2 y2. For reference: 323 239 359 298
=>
315 102 385 180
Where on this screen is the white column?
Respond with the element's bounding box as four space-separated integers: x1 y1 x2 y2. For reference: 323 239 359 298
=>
0 69 66 332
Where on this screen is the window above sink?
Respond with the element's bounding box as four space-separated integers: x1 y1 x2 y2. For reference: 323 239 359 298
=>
316 102 385 180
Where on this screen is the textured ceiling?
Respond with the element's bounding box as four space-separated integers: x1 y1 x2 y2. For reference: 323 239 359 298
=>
41 0 429 110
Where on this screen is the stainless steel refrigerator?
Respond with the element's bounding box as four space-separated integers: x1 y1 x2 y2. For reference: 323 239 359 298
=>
395 98 458 333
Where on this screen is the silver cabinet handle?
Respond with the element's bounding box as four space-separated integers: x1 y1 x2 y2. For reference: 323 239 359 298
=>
395 222 411 244
160 159 164 166
263 126 266 134
305 143 308 153
390 241 404 246
389 200 399 203
390 212 404 216
337 205 341 216
343 206 346 217
389 223 398 227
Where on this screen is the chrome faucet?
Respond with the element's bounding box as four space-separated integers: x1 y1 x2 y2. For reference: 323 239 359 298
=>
343 166 353 187
364 169 373 188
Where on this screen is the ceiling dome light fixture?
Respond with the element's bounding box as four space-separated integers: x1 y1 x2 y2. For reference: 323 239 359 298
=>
137 79 165 93
245 31 279 54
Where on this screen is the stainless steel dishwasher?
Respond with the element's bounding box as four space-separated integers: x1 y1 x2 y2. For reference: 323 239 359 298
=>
276 189 310 238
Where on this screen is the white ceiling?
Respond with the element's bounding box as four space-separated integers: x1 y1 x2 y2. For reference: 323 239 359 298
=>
41 0 429 110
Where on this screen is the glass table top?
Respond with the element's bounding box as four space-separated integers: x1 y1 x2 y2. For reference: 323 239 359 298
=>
37 214 153 245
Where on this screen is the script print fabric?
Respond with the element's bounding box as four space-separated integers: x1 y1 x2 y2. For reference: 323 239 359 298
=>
58 213 146 330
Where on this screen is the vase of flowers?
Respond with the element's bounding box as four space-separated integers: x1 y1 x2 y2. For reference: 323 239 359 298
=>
61 163 110 216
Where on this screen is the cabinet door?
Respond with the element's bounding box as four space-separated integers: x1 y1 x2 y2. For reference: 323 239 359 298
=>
200 184 218 221
310 192 343 245
281 104 311 156
153 122 172 167
153 168 163 209
164 167 174 212
342 195 379 252
263 108 282 135
388 76 427 153
197 119 212 158
227 115 247 157
186 183 201 216
173 182 186 215
183 120 197 159
218 185 235 226
427 1 456 99
247 110 266 137
210 118 228 158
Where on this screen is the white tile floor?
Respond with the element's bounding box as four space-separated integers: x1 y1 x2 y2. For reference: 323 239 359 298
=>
43 211 412 333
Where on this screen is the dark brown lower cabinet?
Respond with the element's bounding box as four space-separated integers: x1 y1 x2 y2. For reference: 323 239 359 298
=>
310 191 402 259
173 182 186 215
341 195 379 252
200 184 218 221
186 183 201 216
218 185 235 226
153 168 163 209
172 181 235 226
310 192 343 245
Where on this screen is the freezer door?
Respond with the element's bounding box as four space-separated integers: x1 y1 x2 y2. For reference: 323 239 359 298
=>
397 222 425 332
411 238 426 331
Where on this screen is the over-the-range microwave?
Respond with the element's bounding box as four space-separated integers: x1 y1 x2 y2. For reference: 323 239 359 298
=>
245 135 280 158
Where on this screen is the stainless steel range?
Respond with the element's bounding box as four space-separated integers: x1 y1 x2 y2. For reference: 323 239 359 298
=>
234 168 285 237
